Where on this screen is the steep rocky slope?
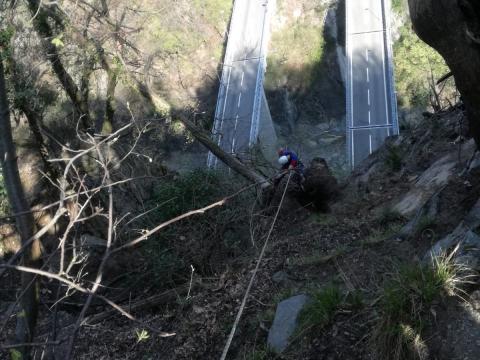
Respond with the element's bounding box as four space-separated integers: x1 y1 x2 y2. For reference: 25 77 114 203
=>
28 105 476 360
2 2 479 359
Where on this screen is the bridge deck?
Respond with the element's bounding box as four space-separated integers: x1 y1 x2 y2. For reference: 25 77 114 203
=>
346 0 398 168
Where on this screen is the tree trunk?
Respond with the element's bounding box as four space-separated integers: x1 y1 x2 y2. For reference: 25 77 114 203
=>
0 60 40 360
9 58 60 182
178 113 271 188
27 0 91 129
408 0 480 145
132 79 271 187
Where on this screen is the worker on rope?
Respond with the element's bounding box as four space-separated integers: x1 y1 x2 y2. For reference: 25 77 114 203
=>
275 147 305 189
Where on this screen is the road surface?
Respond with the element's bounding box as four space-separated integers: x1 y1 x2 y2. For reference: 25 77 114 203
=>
346 0 398 168
208 0 272 168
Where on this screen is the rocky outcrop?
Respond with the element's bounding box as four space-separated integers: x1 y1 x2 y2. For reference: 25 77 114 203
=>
268 294 309 353
425 197 480 272
408 0 480 148
392 138 476 218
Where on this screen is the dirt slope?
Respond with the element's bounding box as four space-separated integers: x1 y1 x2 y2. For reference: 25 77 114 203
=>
44 106 477 359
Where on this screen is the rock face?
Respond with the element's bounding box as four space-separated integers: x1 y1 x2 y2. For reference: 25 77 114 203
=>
429 292 480 360
302 157 339 210
408 0 480 148
393 140 476 217
268 294 309 353
425 197 480 272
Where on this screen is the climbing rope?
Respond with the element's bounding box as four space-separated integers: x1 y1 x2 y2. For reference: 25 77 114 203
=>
220 172 292 360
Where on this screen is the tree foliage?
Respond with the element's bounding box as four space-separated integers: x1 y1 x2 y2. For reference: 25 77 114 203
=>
394 25 451 108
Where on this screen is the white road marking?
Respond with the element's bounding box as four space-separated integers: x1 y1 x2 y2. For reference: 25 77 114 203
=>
367 89 370 106
366 67 369 82
369 134 373 154
237 92 242 107
368 110 371 124
366 48 369 62
234 114 239 131
240 71 245 86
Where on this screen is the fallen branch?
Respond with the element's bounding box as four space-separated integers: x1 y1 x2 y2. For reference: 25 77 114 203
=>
0 264 175 338
84 285 190 325
436 71 453 85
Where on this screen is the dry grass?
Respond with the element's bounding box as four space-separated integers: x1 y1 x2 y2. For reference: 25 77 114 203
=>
372 245 473 360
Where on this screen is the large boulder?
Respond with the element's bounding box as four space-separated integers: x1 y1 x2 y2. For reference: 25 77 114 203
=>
302 157 339 210
425 198 480 273
267 294 310 353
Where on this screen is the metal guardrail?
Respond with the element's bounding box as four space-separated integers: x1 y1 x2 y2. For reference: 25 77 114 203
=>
383 0 399 135
345 0 353 169
250 0 275 146
207 0 241 168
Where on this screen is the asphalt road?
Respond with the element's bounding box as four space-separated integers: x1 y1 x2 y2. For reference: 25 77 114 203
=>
347 0 397 167
208 0 270 168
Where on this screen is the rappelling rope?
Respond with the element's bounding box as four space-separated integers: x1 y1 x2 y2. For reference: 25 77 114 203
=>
220 171 293 360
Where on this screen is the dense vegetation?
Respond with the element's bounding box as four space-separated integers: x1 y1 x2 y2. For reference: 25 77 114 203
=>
394 24 452 108
0 171 8 216
392 0 455 111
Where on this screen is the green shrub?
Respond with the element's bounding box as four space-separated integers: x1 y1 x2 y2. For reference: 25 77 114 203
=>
141 169 253 284
384 144 403 172
300 285 342 329
373 254 465 360
414 215 435 235
150 169 222 222
376 208 404 225
363 222 403 245
0 171 9 216
391 0 406 14
394 24 452 109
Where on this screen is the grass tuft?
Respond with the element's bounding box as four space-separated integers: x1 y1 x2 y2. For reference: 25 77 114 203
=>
375 208 404 226
363 223 403 245
414 215 436 236
310 213 337 226
300 285 342 329
384 144 403 172
0 170 9 216
372 246 471 359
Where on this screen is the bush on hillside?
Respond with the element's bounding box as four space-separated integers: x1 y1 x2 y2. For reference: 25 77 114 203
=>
141 169 255 284
0 171 9 216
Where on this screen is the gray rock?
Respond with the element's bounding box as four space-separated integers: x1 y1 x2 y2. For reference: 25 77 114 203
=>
267 294 309 353
435 299 480 359
394 140 476 218
399 192 440 240
425 198 480 271
463 199 480 229
394 153 457 217
272 271 290 285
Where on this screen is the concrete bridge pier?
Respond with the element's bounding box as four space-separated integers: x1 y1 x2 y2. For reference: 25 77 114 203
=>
258 90 278 163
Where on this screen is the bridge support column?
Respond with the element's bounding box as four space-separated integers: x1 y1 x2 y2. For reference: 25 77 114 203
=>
258 90 278 163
